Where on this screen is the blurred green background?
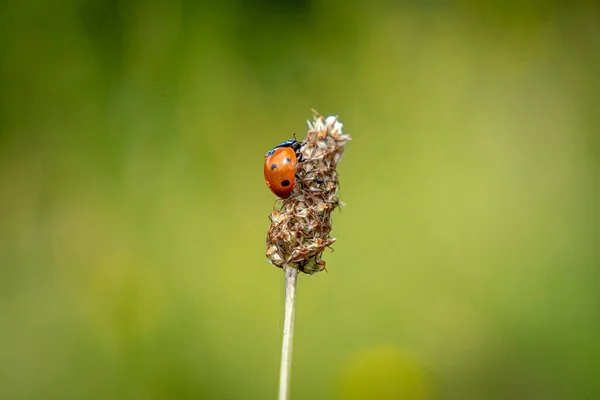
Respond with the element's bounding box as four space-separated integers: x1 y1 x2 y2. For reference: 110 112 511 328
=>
1 0 598 399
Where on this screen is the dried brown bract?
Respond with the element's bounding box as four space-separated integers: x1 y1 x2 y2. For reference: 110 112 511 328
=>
266 111 351 274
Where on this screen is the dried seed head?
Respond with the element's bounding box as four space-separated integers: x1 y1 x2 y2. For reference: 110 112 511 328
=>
266 111 351 275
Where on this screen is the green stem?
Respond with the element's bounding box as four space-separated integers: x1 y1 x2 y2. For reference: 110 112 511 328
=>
278 265 299 400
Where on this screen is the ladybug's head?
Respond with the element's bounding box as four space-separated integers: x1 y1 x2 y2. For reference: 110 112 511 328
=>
288 133 303 152
289 140 302 153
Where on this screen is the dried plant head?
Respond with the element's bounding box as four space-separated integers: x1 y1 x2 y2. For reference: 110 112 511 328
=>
266 111 351 275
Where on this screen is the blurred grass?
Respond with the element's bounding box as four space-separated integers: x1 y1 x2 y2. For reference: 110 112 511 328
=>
1 0 599 399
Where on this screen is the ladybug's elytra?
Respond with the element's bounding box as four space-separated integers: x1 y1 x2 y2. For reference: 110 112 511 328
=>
264 139 302 198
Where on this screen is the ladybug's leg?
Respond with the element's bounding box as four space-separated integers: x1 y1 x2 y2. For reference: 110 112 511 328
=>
295 173 305 191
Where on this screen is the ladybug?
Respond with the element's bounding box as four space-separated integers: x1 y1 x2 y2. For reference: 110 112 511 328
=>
264 139 302 198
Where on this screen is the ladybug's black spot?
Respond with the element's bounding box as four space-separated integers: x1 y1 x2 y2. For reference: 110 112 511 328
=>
283 158 291 164
281 179 291 187
270 164 277 170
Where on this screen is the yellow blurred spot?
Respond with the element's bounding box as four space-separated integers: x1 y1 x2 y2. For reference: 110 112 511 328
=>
80 252 166 347
338 346 430 400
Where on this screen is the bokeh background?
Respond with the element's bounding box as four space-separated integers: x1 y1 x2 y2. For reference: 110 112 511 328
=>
1 0 598 399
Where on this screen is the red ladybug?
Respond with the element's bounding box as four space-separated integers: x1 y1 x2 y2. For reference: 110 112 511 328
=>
264 139 302 198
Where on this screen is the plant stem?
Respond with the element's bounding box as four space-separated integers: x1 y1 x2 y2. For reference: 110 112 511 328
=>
278 265 299 400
